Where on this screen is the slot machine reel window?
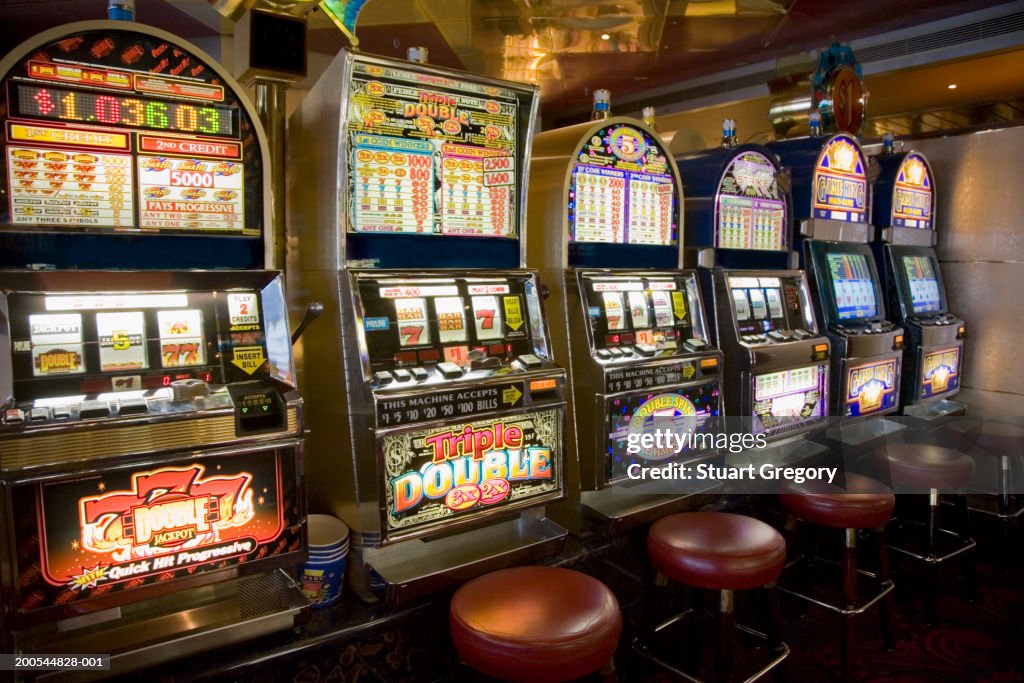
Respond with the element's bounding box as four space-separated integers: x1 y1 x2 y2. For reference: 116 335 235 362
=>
728 275 815 337
0 29 263 237
826 252 879 321
901 255 944 314
7 289 270 403
354 275 545 377
581 274 704 354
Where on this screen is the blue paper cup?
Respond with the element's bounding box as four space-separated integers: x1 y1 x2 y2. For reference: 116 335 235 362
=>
302 515 349 607
299 548 347 608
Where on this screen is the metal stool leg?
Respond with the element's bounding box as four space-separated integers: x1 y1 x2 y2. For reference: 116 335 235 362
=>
876 526 896 650
999 455 1013 570
763 581 788 683
715 589 735 683
955 493 977 599
923 490 940 623
841 529 857 683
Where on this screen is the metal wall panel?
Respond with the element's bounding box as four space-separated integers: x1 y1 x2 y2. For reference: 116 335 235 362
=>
914 128 1024 262
909 127 1024 414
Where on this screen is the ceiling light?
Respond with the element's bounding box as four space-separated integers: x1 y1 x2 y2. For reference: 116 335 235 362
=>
948 83 957 89
601 33 611 40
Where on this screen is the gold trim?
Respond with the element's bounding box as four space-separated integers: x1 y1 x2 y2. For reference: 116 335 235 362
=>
1 408 299 471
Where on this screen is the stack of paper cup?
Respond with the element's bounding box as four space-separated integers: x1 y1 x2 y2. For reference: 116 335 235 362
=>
299 514 349 608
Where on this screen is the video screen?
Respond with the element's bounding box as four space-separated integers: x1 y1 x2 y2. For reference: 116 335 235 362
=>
902 255 943 313
826 252 878 320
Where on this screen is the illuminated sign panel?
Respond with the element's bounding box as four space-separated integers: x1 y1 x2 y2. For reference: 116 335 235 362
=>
568 123 677 246
812 135 867 223
11 450 299 614
892 153 933 229
1 28 262 236
921 346 960 399
382 409 561 539
715 150 787 251
845 358 898 417
346 63 519 238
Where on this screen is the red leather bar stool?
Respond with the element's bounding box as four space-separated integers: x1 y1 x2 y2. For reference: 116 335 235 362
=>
450 566 622 683
881 442 976 621
634 512 789 683
946 419 1024 567
778 473 896 683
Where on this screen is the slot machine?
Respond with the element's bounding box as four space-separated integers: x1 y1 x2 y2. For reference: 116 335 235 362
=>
871 144 966 424
767 131 905 444
0 22 306 671
287 50 567 604
674 138 830 459
526 116 723 535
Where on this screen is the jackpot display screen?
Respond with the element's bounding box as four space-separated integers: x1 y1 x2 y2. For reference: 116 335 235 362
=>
579 274 704 352
345 61 519 238
715 150 787 251
728 273 814 336
752 365 827 438
568 123 678 246
826 252 878 320
0 30 263 236
605 381 720 483
902 255 943 314
8 447 300 616
811 135 867 223
355 273 548 375
6 288 275 402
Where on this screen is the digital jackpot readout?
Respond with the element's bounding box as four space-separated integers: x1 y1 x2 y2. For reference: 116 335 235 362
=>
14 84 237 137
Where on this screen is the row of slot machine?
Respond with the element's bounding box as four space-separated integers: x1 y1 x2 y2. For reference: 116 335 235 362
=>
287 45 966 604
0 18 967 675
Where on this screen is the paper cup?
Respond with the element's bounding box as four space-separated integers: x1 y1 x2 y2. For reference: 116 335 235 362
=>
308 514 349 550
299 548 347 608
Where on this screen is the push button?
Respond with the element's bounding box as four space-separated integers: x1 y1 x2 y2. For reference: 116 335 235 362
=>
767 331 786 342
119 398 148 416
4 408 25 425
684 338 706 352
515 354 543 370
52 406 71 421
410 367 429 382
29 407 51 423
373 371 394 385
793 329 812 340
596 349 612 360
635 344 657 357
393 369 413 382
437 362 464 379
608 348 624 358
79 401 110 420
